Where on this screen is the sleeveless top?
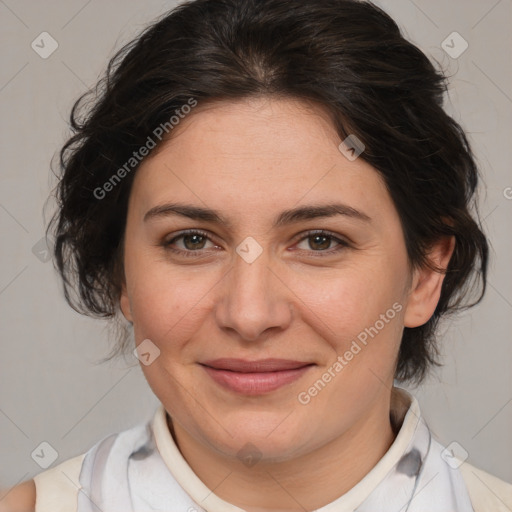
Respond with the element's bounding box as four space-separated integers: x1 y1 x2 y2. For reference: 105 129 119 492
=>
33 387 512 511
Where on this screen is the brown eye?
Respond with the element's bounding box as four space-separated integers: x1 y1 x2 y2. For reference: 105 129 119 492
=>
307 234 332 251
294 230 349 256
181 233 208 250
162 229 218 258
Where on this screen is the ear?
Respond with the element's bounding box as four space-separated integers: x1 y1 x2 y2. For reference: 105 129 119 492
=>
120 281 133 323
403 235 456 328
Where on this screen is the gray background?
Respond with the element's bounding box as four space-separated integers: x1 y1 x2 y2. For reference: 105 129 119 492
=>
0 0 511 490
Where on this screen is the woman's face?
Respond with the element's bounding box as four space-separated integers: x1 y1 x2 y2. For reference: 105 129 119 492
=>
120 97 431 463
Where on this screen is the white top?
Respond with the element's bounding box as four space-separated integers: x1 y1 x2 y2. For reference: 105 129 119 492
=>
33 388 512 511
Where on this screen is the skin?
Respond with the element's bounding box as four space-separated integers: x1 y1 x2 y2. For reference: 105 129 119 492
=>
0 480 36 512
5 97 453 512
112 96 453 512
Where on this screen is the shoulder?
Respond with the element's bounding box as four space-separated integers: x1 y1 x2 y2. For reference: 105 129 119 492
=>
32 453 86 512
0 478 36 512
459 461 512 512
0 453 85 512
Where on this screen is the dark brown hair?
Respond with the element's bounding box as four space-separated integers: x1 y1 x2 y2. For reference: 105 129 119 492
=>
48 0 489 385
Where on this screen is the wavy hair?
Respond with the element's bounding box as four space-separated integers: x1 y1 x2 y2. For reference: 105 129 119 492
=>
48 0 489 384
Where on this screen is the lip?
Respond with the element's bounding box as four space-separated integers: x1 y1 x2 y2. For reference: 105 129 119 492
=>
200 358 315 395
201 358 313 372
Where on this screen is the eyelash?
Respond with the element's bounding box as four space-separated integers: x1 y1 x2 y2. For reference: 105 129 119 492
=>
161 229 350 259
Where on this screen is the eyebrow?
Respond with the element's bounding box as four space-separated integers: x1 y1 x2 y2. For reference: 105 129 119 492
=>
144 202 371 228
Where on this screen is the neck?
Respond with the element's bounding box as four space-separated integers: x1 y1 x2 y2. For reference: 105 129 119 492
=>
168 391 399 511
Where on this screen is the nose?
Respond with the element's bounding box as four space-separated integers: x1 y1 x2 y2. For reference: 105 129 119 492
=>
215 247 293 342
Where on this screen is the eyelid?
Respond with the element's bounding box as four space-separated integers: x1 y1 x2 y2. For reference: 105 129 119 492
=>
291 230 351 257
162 228 351 258
163 229 220 250
291 229 350 245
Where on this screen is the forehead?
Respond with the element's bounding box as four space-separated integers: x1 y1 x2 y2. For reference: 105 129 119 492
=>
130 97 392 226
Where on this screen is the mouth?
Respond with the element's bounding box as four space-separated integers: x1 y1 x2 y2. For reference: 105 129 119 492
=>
199 358 315 395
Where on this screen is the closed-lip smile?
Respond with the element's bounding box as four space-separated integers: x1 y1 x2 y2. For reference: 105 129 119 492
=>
199 358 315 394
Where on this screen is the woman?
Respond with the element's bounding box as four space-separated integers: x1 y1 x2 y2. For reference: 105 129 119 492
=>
3 0 511 510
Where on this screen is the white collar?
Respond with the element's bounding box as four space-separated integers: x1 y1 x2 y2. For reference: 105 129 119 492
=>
151 386 422 511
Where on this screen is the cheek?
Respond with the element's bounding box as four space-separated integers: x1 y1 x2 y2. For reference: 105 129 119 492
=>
295 265 404 333
289 262 406 377
126 255 215 346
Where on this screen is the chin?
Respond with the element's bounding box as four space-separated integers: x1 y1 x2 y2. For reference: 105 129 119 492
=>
204 413 312 463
